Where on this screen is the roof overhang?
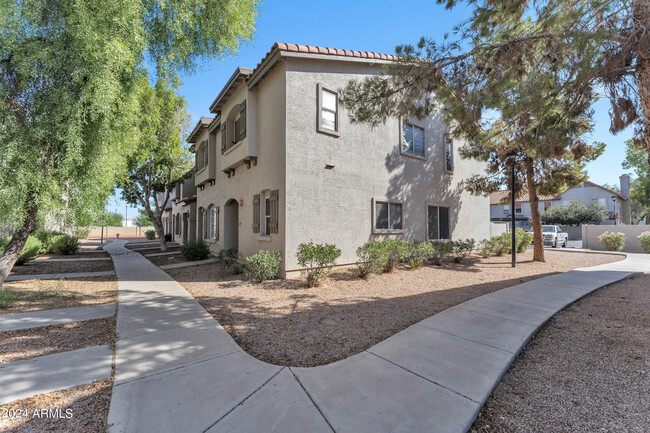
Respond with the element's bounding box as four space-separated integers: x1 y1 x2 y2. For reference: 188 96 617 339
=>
209 67 253 114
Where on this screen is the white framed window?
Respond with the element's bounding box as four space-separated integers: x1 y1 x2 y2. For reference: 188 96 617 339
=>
401 121 425 158
373 199 403 233
503 205 510 214
206 205 217 239
317 83 338 135
444 137 454 172
428 205 450 240
515 203 522 214
259 191 272 236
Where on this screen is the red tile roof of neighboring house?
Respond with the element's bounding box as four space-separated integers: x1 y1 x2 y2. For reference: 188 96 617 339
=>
273 42 401 61
489 190 559 205
583 181 627 200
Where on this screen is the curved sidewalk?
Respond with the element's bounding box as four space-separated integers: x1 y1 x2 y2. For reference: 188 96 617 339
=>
105 240 649 433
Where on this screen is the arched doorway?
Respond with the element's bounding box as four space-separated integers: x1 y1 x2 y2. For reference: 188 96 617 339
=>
224 199 239 250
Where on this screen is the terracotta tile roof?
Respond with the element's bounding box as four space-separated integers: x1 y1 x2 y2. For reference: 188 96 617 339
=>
490 190 559 205
199 117 213 125
273 42 401 61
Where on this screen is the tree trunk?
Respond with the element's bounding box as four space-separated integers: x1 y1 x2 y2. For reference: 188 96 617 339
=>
153 218 167 252
524 157 545 262
0 198 39 287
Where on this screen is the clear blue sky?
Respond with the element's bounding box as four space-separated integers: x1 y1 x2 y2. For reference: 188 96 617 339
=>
108 0 634 216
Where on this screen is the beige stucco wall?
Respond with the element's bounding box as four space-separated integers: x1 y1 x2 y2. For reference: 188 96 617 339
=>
582 224 650 253
86 226 155 238
195 63 287 261
282 58 490 274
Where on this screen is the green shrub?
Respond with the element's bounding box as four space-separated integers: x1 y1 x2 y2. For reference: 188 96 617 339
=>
451 239 476 263
145 230 156 240
75 227 90 240
492 233 511 256
15 236 42 265
598 231 625 252
429 240 453 265
296 242 341 287
381 239 409 272
408 241 434 269
478 238 496 258
216 247 241 272
0 237 9 255
48 234 79 255
32 229 59 252
515 228 533 253
356 240 389 278
243 250 282 282
180 240 211 261
638 231 650 253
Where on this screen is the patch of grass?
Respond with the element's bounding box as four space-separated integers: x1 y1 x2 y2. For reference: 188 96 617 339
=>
0 287 19 309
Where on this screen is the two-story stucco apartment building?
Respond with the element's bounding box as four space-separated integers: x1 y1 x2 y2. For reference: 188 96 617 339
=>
168 43 490 277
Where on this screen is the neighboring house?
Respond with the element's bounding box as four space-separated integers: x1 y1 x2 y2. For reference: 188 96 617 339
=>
183 42 490 277
490 175 632 230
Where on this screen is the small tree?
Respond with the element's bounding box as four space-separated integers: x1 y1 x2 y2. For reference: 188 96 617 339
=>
102 212 124 227
541 200 607 226
623 139 650 224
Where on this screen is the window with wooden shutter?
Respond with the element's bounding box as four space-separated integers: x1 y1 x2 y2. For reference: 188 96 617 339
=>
239 100 246 140
252 194 260 233
216 206 220 240
221 124 226 154
269 190 279 234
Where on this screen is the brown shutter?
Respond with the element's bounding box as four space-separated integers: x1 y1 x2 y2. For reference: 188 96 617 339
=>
269 190 279 234
216 206 220 240
252 194 260 233
240 100 247 140
221 124 226 154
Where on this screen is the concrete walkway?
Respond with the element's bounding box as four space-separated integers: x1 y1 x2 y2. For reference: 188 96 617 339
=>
0 345 112 405
105 239 650 433
5 271 116 282
0 303 115 331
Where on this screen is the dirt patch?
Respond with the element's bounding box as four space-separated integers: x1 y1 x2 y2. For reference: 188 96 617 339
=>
0 316 115 363
146 253 192 267
37 252 110 259
0 276 117 315
9 260 114 276
470 273 650 433
168 250 622 367
0 380 112 433
129 245 180 255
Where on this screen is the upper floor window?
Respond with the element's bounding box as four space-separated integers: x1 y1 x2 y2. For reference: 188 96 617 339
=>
515 203 522 214
317 84 338 135
221 101 246 154
402 122 424 157
445 137 454 172
374 199 403 233
196 141 208 171
543 201 552 211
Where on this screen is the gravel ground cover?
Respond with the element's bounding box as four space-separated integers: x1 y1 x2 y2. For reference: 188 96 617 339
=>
0 276 117 315
36 251 110 259
168 250 622 367
128 245 180 254
0 317 115 363
0 380 113 433
9 260 114 276
470 272 650 433
146 252 193 267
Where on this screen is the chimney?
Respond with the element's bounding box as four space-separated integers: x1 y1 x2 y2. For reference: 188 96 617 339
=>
619 174 630 199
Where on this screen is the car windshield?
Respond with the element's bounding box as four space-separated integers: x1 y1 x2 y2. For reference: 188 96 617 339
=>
542 225 555 232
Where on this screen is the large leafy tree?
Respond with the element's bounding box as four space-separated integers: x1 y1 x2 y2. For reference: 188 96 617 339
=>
116 78 192 251
541 199 608 226
622 139 650 223
0 0 260 285
135 210 153 227
341 7 604 261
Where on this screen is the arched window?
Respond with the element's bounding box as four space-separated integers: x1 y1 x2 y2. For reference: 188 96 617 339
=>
207 205 218 239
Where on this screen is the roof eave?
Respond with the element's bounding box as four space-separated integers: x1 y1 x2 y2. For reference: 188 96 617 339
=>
209 67 253 114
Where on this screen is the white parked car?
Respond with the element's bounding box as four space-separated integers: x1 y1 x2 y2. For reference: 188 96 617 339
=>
529 225 569 248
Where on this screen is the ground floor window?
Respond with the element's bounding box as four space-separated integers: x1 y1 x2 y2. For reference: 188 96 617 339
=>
374 200 403 232
428 205 450 240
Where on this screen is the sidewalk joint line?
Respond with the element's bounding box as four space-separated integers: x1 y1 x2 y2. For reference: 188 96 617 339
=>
289 368 337 433
414 324 516 354
366 350 481 405
201 367 286 433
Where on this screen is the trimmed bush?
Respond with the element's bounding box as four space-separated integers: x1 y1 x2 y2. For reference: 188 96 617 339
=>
75 227 90 240
48 234 79 255
180 240 211 261
598 231 625 252
515 228 534 253
216 247 241 272
381 239 409 272
164 233 172 242
243 250 282 282
408 241 434 269
356 240 389 278
429 240 453 265
32 229 60 252
16 236 42 265
451 239 476 263
478 238 495 258
296 242 341 287
638 231 650 253
492 233 511 256
145 230 156 240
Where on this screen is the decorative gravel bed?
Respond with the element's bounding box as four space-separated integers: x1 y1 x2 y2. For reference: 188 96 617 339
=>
168 250 622 367
146 253 192 267
130 246 180 254
9 260 114 276
0 276 118 315
0 317 115 363
0 379 113 432
37 251 111 260
470 272 649 433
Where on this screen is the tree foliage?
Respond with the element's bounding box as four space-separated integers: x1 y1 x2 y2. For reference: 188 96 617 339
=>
102 212 125 227
135 210 153 227
541 199 607 225
623 138 650 222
